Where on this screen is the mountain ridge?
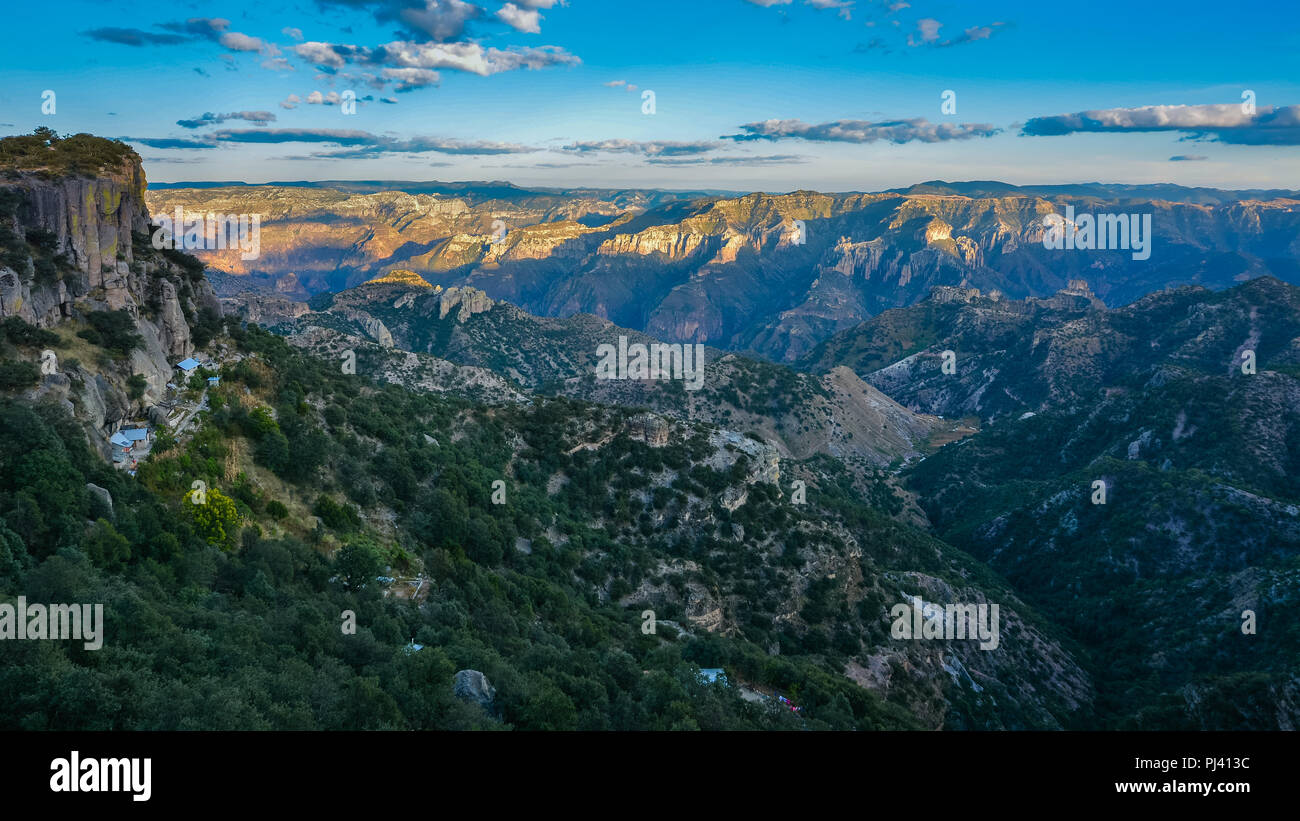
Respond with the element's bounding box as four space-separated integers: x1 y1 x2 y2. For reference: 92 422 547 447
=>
148 182 1300 364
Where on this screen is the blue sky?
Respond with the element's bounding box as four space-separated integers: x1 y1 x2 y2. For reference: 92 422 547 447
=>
3 0 1299 190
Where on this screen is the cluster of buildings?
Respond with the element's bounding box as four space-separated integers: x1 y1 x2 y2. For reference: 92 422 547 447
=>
107 356 220 474
109 426 149 468
173 357 220 388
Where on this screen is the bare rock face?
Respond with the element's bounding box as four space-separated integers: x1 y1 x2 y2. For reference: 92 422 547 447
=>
923 218 953 244
702 429 782 516
11 157 149 279
1 145 221 452
0 158 195 352
24 371 75 419
369 268 433 290
626 412 670 447
28 364 133 456
332 307 394 347
0 238 71 328
930 285 983 305
487 221 593 262
0 155 217 347
361 315 393 347
438 286 494 322
826 237 885 278
0 269 31 321
153 278 192 358
222 293 310 325
707 429 781 486
683 581 725 633
597 224 714 260
453 670 496 711
1032 279 1107 312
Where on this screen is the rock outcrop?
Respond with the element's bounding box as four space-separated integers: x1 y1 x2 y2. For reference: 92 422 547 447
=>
86 483 114 517
438 286 494 322
626 412 670 447
453 670 496 712
0 138 219 455
221 293 309 326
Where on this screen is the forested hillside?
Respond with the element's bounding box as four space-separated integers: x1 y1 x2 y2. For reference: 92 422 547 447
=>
1 316 1097 729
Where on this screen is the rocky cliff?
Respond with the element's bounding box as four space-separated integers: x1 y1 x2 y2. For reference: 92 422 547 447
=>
0 132 219 453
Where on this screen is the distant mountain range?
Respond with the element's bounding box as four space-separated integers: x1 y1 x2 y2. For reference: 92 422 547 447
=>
148 179 730 205
150 178 1300 205
148 181 1300 364
887 180 1300 205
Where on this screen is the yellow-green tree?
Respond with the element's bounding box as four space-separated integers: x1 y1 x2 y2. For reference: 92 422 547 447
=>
182 487 241 551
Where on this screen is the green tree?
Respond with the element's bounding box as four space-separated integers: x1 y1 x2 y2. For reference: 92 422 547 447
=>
255 430 291 473
314 495 360 531
80 310 142 356
84 518 131 568
335 539 383 590
0 522 30 579
0 361 39 391
517 677 578 730
182 487 241 551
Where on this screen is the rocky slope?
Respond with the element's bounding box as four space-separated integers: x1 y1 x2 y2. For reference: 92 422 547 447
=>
215 325 1096 729
809 276 1300 728
243 271 961 473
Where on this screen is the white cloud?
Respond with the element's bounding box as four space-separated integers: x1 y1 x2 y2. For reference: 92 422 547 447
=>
306 90 343 105
1022 103 1300 145
497 2 542 33
562 139 721 156
382 67 442 90
294 41 348 69
725 117 1001 143
396 0 482 42
219 31 270 53
909 18 941 45
295 39 579 79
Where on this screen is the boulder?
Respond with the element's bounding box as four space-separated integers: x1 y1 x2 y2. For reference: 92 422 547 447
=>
86 483 114 518
453 669 496 711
